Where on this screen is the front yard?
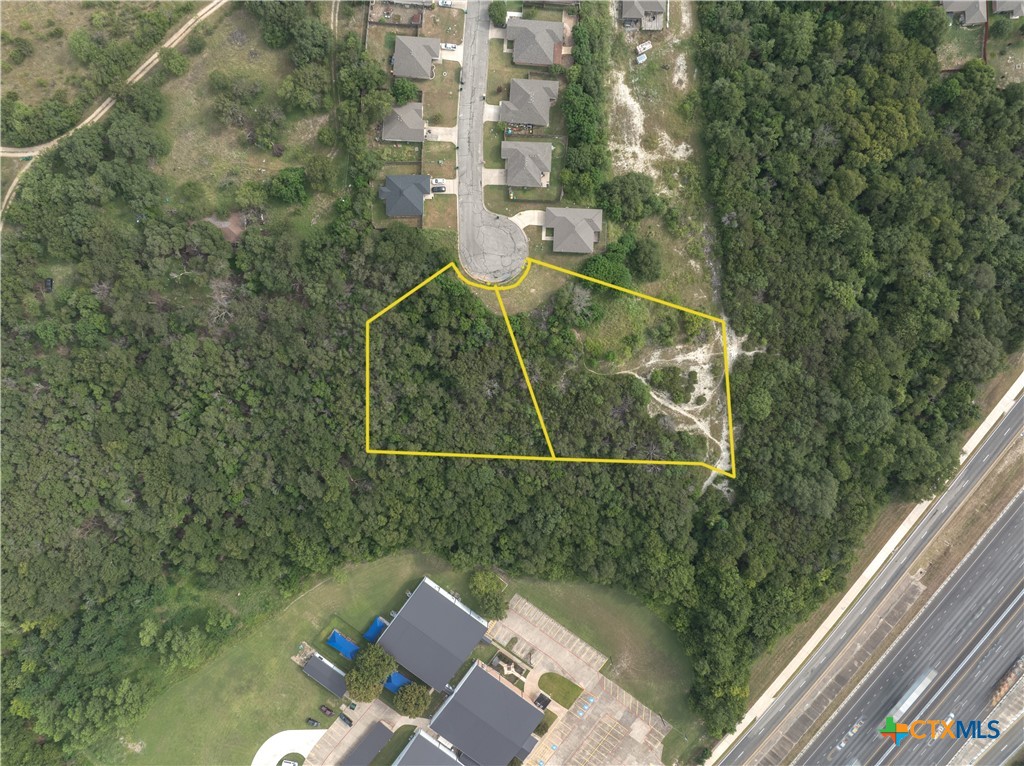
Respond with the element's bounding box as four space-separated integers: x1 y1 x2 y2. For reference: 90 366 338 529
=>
420 61 462 127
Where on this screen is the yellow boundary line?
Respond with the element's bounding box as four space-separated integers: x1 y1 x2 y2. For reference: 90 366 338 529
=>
496 289 557 457
365 260 737 477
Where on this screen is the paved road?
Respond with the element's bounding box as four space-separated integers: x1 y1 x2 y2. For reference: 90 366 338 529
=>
721 397 1024 765
455 0 528 284
979 716 1024 765
797 492 1023 766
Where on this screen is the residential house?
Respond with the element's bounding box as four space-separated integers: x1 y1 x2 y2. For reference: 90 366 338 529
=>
392 730 461 766
942 0 987 25
499 78 559 126
393 36 441 79
621 0 667 31
993 0 1024 18
546 207 603 253
506 18 565 66
382 102 425 143
379 175 431 218
501 141 553 188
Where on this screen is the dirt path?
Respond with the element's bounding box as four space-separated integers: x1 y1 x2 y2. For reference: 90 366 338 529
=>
0 0 229 162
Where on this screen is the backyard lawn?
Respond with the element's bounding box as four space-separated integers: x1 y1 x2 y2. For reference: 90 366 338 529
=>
366 24 397 66
117 553 476 766
421 6 465 44
937 22 983 70
420 62 462 127
989 17 1024 84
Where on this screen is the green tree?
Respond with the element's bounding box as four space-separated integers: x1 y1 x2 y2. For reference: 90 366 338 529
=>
269 167 307 204
394 683 432 716
489 1 508 28
469 570 507 619
391 78 419 106
160 47 189 77
900 5 948 49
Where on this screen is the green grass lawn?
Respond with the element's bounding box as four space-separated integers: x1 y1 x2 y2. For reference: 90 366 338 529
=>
421 140 456 177
486 38 538 103
538 672 583 707
420 62 461 127
118 552 475 766
989 17 1024 84
938 22 983 70
423 194 458 232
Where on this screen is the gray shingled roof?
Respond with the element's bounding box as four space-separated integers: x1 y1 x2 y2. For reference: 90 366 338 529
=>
302 653 347 698
340 723 392 766
942 0 987 24
377 577 488 690
382 102 425 143
621 0 667 19
499 79 559 127
993 0 1024 14
379 175 431 217
393 730 461 766
501 141 553 188
430 664 543 766
506 18 564 66
393 36 440 79
546 207 603 253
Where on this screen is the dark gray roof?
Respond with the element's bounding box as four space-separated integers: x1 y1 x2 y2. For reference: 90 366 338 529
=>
993 0 1023 15
378 577 488 690
430 664 543 766
393 36 440 79
341 723 392 766
394 730 461 766
621 0 667 19
383 102 425 143
379 175 431 217
515 736 539 763
498 79 559 127
546 207 603 253
302 653 347 698
506 19 563 66
501 141 553 187
942 0 987 24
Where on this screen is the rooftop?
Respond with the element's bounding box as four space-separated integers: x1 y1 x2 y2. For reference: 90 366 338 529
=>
430 663 543 766
498 79 559 127
377 577 488 690
393 730 461 766
546 207 603 253
506 18 564 66
302 653 347 698
382 102 425 143
378 175 431 218
501 141 553 188
393 36 440 79
942 0 988 24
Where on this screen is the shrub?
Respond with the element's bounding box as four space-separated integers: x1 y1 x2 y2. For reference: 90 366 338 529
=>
488 1 508 28
391 78 419 106
160 47 189 77
269 167 307 204
469 570 507 619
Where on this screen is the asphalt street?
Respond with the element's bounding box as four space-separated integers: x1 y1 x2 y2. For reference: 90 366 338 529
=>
455 1 528 284
978 717 1024 765
797 492 1023 766
722 396 1024 766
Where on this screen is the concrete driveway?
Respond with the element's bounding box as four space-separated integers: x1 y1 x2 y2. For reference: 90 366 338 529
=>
455 0 528 283
251 729 324 766
510 209 545 229
482 168 506 186
425 126 458 143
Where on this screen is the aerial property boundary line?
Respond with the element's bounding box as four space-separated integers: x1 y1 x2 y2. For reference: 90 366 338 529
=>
364 259 738 476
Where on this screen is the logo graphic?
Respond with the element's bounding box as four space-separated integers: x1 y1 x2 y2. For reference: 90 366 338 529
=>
880 716 909 746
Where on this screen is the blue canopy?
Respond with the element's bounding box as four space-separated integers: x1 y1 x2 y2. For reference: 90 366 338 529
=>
326 629 360 661
363 616 388 643
384 671 412 694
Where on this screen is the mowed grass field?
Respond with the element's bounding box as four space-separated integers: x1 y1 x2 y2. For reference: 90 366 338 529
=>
118 551 701 765
119 552 475 766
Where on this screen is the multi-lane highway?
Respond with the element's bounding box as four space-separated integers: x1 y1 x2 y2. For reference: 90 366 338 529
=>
720 396 1024 766
797 491 1023 766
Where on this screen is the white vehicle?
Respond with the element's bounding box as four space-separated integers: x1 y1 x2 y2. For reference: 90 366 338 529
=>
431 178 446 186
636 40 653 54
439 0 453 6
636 53 647 64
442 42 458 51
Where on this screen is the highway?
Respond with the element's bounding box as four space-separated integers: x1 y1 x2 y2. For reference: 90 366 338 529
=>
796 491 1023 766
720 396 1024 766
979 717 1024 765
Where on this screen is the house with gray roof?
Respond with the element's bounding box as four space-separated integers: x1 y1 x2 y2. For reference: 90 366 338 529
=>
621 0 667 30
499 79 559 126
546 207 603 253
393 730 461 766
942 0 987 25
379 175 431 218
340 723 392 766
377 577 488 691
506 18 565 66
393 36 440 79
993 0 1024 17
430 663 542 766
501 141 553 188
382 102 425 143
302 652 347 698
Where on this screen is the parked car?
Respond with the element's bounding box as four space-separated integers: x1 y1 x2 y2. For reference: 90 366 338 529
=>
44 277 54 293
305 718 320 727
439 0 453 7
319 705 334 716
442 42 458 51
339 713 354 727
431 178 445 186
431 185 446 193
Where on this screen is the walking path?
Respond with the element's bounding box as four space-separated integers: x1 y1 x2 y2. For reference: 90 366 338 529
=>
455 0 528 283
